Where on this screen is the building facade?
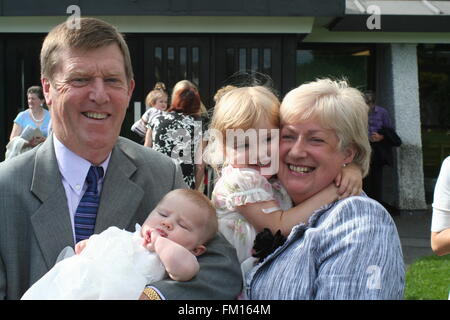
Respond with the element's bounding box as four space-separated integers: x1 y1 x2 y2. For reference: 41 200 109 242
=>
1 0 449 213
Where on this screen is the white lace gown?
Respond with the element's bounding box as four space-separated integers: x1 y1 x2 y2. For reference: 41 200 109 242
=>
21 224 165 300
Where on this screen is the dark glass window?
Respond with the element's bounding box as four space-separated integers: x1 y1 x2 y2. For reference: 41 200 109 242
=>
154 47 162 81
179 47 187 80
239 48 247 71
251 48 259 72
167 47 175 87
225 48 235 79
296 45 372 91
263 48 271 75
192 47 200 87
417 44 450 181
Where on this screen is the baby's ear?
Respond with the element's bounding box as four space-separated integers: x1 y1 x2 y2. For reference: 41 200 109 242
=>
192 245 206 257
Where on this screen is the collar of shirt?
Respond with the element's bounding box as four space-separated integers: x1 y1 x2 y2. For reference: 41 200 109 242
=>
53 134 111 196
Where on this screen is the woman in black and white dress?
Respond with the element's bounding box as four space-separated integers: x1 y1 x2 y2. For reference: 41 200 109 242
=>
145 87 204 189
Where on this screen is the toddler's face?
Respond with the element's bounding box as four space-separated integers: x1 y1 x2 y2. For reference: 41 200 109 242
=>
153 96 168 111
224 117 279 178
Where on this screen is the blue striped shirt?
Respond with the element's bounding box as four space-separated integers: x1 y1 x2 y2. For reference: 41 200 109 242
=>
246 195 405 300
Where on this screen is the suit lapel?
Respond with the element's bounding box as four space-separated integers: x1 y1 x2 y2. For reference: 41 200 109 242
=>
94 142 145 233
30 136 74 269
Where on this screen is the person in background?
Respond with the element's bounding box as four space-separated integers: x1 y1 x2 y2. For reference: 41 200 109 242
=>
430 156 450 299
431 156 450 256
0 17 241 300
9 86 51 142
145 87 204 190
5 86 51 158
363 90 396 204
130 82 168 139
172 80 208 121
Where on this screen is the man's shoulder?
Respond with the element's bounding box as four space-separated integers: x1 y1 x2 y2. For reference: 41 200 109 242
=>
0 147 37 184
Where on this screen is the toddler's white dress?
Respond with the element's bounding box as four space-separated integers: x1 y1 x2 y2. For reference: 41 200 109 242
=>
21 224 165 300
212 165 292 263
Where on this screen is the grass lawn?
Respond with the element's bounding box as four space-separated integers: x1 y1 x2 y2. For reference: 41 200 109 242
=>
404 254 450 300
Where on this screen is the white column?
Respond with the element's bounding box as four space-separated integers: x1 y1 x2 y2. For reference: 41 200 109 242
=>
376 43 427 211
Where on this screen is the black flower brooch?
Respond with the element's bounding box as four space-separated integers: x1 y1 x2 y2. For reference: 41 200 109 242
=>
252 228 287 261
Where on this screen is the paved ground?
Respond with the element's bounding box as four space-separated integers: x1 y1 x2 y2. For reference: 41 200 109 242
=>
391 208 434 267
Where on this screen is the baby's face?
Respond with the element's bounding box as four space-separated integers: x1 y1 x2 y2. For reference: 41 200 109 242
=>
142 194 206 252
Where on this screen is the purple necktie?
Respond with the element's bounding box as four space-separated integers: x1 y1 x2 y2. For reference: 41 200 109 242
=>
74 166 104 243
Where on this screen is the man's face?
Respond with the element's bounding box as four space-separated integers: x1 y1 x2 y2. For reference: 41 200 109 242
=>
42 44 135 163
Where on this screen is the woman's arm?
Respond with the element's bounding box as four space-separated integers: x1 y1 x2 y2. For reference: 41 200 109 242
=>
9 123 22 141
431 230 450 256
144 127 153 147
430 158 450 256
194 140 207 190
195 163 205 190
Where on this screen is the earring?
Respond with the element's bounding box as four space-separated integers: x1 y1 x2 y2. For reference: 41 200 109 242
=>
342 163 348 167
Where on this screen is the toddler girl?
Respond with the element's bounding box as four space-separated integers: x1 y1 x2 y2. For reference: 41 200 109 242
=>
131 82 168 138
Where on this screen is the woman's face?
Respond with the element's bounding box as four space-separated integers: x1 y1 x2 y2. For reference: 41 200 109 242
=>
28 93 43 109
278 118 355 205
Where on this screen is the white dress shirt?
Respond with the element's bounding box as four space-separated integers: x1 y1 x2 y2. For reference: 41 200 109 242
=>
53 134 111 243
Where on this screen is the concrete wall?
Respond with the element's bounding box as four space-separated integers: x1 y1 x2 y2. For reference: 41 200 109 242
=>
376 43 427 212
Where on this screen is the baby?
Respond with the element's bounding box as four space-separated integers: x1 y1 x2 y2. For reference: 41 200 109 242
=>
21 189 218 300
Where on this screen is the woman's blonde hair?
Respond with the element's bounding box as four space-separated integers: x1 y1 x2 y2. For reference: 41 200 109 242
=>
145 82 167 108
206 86 280 169
280 78 371 177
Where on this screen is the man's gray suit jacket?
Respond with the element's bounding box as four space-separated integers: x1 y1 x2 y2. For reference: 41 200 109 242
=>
0 135 241 300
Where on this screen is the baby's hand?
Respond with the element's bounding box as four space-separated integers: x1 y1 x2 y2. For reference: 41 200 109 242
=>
75 239 89 255
142 228 161 252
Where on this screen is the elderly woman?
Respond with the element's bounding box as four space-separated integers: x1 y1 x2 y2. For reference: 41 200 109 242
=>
245 79 405 299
